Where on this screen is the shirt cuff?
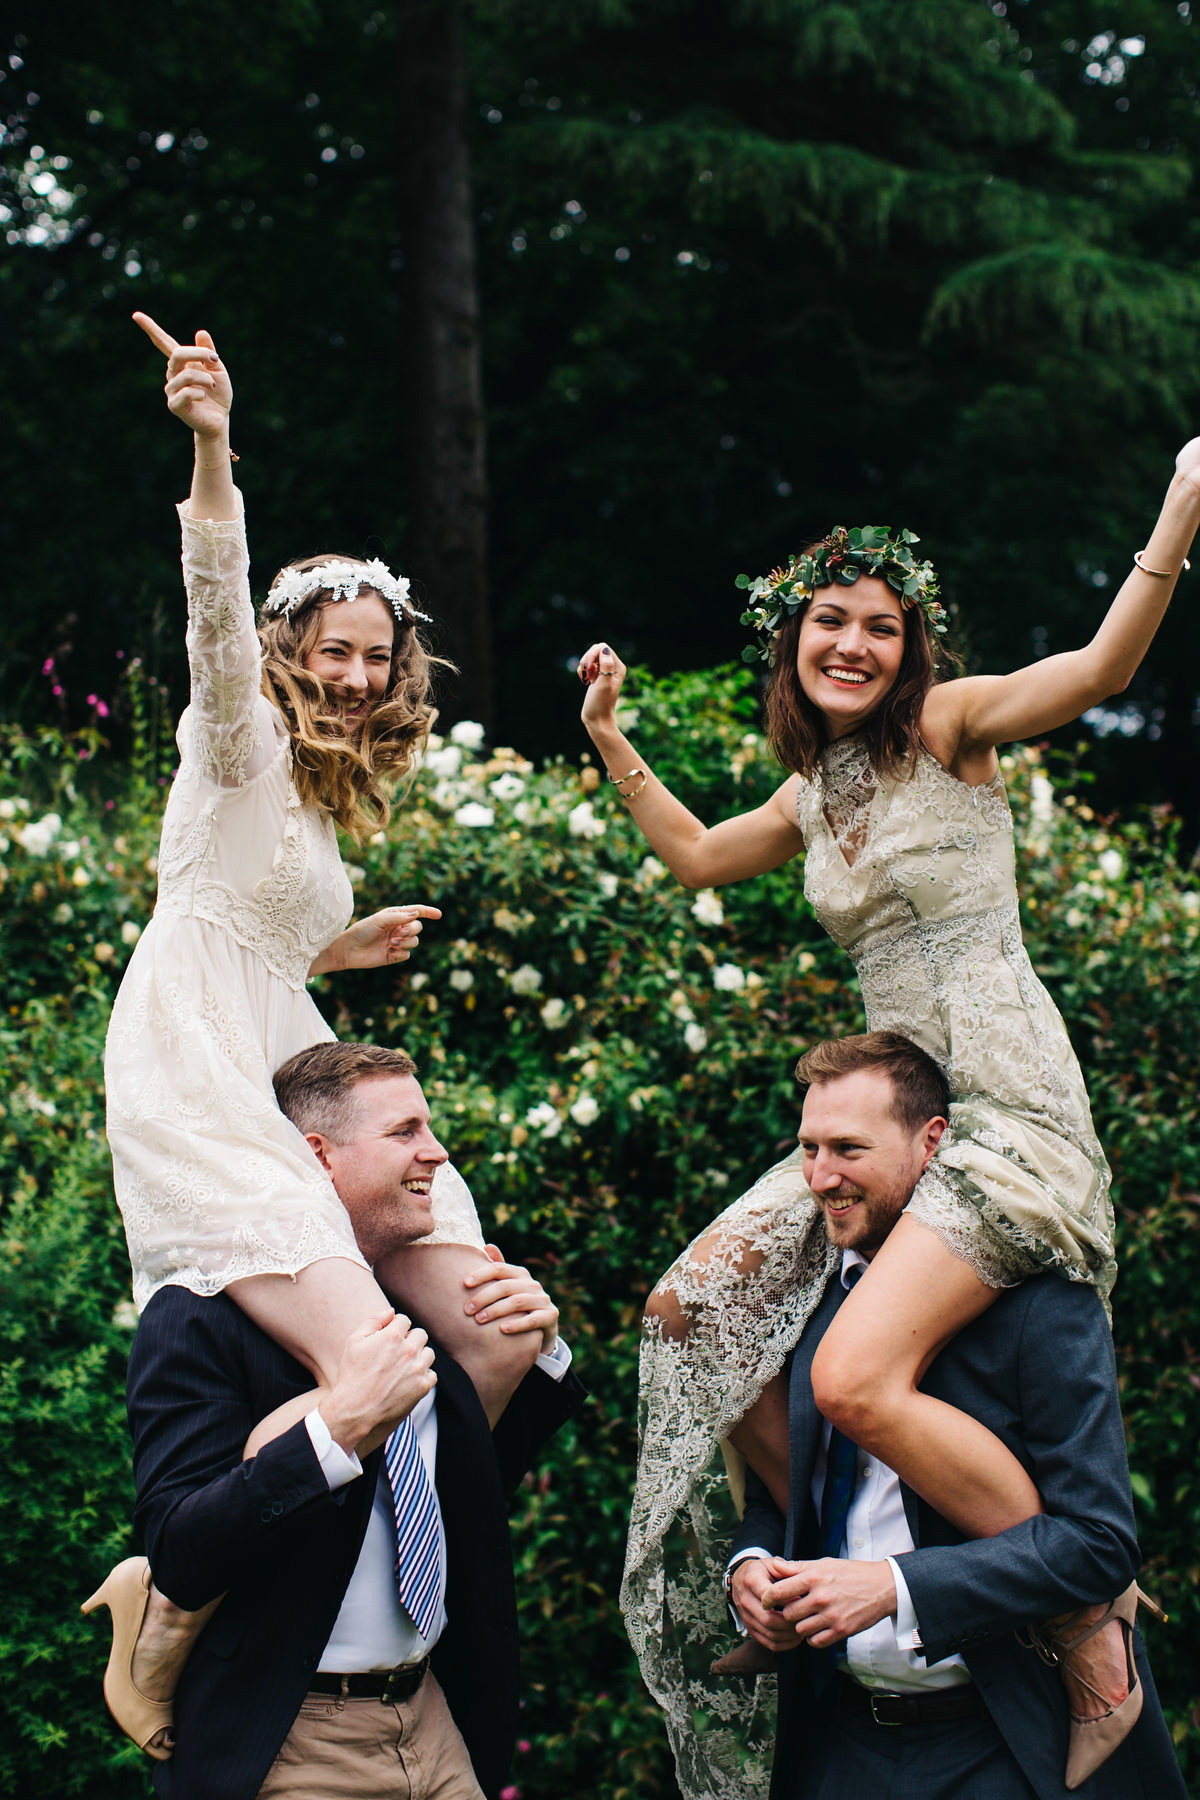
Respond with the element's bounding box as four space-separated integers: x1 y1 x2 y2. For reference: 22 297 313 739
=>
724 1547 774 1632
887 1557 922 1655
536 1337 572 1381
306 1408 363 1490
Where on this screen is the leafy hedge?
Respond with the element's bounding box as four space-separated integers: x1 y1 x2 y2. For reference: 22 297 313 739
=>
1 664 1197 1798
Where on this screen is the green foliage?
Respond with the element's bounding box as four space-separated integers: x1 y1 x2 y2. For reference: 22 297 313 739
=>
2 665 1199 1795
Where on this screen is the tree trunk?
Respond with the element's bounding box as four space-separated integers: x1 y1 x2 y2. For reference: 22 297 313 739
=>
395 0 492 726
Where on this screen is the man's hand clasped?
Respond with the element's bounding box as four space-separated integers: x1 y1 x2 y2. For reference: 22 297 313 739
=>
733 1554 897 1652
463 1245 560 1355
321 1309 436 1458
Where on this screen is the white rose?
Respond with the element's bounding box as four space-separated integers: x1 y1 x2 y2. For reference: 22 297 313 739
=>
1097 849 1124 883
449 969 474 992
120 920 142 945
409 972 429 990
450 719 486 749
525 1100 562 1138
490 773 526 801
0 798 16 820
53 903 74 924
1029 775 1055 825
423 745 462 778
684 1021 708 1054
712 963 746 992
72 865 91 888
454 802 495 829
691 889 724 927
509 964 543 996
568 800 606 839
540 997 569 1029
638 856 666 883
596 871 619 900
19 812 62 856
569 1093 600 1126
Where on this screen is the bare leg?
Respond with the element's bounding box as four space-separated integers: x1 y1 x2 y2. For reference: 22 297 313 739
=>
809 1215 1131 1730
377 1243 540 1427
809 1215 1040 1535
133 1587 222 1752
726 1375 791 1517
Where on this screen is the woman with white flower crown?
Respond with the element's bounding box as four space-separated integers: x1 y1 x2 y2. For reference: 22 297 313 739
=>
83 315 552 1760
578 447 1200 1797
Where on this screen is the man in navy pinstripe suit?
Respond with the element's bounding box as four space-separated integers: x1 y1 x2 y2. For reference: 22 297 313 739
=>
125 1042 585 1800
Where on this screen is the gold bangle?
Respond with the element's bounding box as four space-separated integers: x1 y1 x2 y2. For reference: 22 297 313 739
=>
608 766 646 789
618 770 648 800
1134 548 1190 578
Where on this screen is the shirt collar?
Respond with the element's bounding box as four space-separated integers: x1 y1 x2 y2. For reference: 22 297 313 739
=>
840 1247 869 1289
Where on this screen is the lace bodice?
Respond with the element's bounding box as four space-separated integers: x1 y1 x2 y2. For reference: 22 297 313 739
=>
796 735 1099 1153
154 501 353 990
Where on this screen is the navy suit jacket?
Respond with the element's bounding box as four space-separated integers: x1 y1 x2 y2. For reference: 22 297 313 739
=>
126 1286 585 1800
732 1272 1185 1800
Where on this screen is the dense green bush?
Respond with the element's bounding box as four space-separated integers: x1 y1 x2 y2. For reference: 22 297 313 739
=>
1 665 1197 1798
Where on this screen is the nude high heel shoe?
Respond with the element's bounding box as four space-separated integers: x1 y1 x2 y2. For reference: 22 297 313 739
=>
80 1556 174 1760
1025 1581 1166 1790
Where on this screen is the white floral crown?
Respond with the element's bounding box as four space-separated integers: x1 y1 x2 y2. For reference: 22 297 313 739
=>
265 558 432 626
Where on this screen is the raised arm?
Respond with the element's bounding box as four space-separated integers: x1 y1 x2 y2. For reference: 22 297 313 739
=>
578 642 804 887
926 439 1200 760
134 313 279 787
133 311 237 521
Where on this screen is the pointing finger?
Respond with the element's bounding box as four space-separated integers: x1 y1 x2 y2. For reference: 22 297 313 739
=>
132 311 180 358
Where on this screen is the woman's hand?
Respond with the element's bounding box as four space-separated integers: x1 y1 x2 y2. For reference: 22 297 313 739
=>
309 905 442 976
578 641 628 731
1176 435 1200 498
462 1244 559 1352
133 311 233 444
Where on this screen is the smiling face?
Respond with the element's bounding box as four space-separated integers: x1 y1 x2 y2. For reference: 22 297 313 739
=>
307 1073 448 1265
798 1067 945 1259
794 576 907 738
302 590 395 732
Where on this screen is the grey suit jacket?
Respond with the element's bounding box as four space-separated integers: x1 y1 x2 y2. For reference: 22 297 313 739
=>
732 1271 1185 1800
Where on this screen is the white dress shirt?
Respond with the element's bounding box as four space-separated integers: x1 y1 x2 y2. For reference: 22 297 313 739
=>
730 1251 968 1690
306 1337 573 1672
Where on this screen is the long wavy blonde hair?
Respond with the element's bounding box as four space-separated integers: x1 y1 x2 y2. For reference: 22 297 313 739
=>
258 554 452 841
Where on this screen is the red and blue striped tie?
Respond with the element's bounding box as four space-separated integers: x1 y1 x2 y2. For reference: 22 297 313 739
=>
384 1415 443 1641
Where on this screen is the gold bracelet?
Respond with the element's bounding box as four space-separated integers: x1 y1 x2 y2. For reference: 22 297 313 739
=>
1134 548 1190 578
608 766 648 800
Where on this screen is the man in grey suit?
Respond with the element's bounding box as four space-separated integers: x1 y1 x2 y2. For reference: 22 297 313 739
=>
728 1030 1184 1800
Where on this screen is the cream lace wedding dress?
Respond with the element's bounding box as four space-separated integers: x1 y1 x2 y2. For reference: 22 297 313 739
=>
105 498 481 1314
621 733 1116 1800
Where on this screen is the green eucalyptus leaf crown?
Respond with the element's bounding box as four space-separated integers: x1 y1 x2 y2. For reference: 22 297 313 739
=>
736 526 947 666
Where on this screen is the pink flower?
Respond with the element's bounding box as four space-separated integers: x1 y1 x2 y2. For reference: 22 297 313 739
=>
42 657 55 676
52 684 63 697
517 1740 532 1754
500 1788 522 1800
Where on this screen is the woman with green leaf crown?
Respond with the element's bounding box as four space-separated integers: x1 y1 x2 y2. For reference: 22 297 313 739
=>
578 459 1200 1798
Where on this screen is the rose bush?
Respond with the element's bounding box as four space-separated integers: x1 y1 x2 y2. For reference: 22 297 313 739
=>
2 665 1198 1797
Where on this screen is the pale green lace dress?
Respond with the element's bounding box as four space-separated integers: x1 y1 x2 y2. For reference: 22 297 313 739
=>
621 733 1116 1800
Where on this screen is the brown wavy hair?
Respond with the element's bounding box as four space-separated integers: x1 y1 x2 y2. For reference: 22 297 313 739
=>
762 553 958 780
258 554 453 841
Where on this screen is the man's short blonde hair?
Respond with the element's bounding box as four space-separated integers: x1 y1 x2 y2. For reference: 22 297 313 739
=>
273 1041 418 1143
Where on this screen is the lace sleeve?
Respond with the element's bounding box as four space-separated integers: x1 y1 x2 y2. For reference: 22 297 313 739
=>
177 493 281 787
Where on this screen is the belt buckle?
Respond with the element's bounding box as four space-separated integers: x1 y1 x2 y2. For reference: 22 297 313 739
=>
380 1666 408 1705
869 1692 903 1727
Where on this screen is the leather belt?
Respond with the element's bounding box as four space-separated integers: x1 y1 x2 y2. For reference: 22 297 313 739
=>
309 1658 429 1704
835 1672 984 1727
